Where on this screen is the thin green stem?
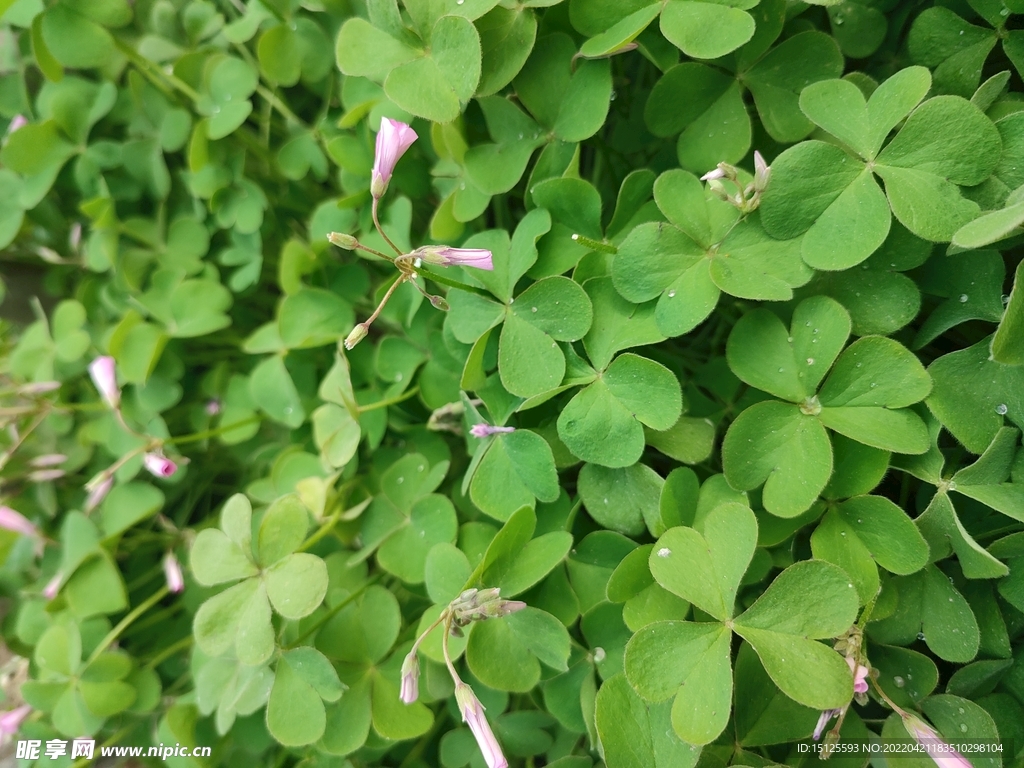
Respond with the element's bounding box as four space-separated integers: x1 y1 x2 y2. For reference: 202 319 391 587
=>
255 83 309 129
441 613 463 686
415 266 491 297
358 387 420 414
288 574 382 647
86 587 170 667
372 198 405 257
146 636 193 669
362 274 409 331
115 40 200 102
165 415 262 445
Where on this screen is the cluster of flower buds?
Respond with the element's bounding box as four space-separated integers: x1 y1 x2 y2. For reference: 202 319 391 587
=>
815 627 971 768
448 588 527 632
701 151 771 213
398 587 525 768
328 118 494 351
79 356 186 523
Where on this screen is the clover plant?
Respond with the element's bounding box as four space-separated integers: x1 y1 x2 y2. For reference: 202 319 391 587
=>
2 0 1024 767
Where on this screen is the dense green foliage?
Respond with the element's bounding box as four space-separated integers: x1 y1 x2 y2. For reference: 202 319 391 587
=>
2 0 1024 767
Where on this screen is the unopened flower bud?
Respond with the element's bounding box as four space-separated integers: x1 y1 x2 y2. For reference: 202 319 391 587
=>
30 454 66 468
43 572 62 600
455 683 508 768
372 118 418 200
163 551 185 593
0 705 32 735
344 324 368 350
85 473 114 513
143 453 178 479
469 423 516 438
0 505 38 538
399 651 420 704
328 232 359 249
88 356 120 410
902 714 971 768
701 166 727 181
753 150 771 193
29 469 65 482
410 246 493 271
845 656 869 694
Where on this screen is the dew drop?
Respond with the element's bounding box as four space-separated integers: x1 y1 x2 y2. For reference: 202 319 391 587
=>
870 382 877 388
284 406 292 414
518 132 523 139
894 676 905 688
959 294 969 303
531 306 538 313
594 647 606 662
778 367 785 373
807 358 815 365
958 708 965 714
917 632 926 640
856 362 862 367
840 531 847 537
610 91 617 101
668 290 676 298
996 403 1008 415
961 724 969 732
395 373 403 381
657 547 672 558
787 336 794 342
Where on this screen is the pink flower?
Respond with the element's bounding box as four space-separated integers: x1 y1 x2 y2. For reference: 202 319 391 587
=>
0 705 31 735
163 552 184 593
399 651 419 705
455 683 508 768
143 453 177 478
846 656 869 694
413 246 494 271
43 572 62 600
88 356 120 410
903 714 972 768
7 115 26 134
701 166 726 181
205 399 221 416
84 473 114 513
0 505 37 538
371 118 417 199
469 424 515 438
